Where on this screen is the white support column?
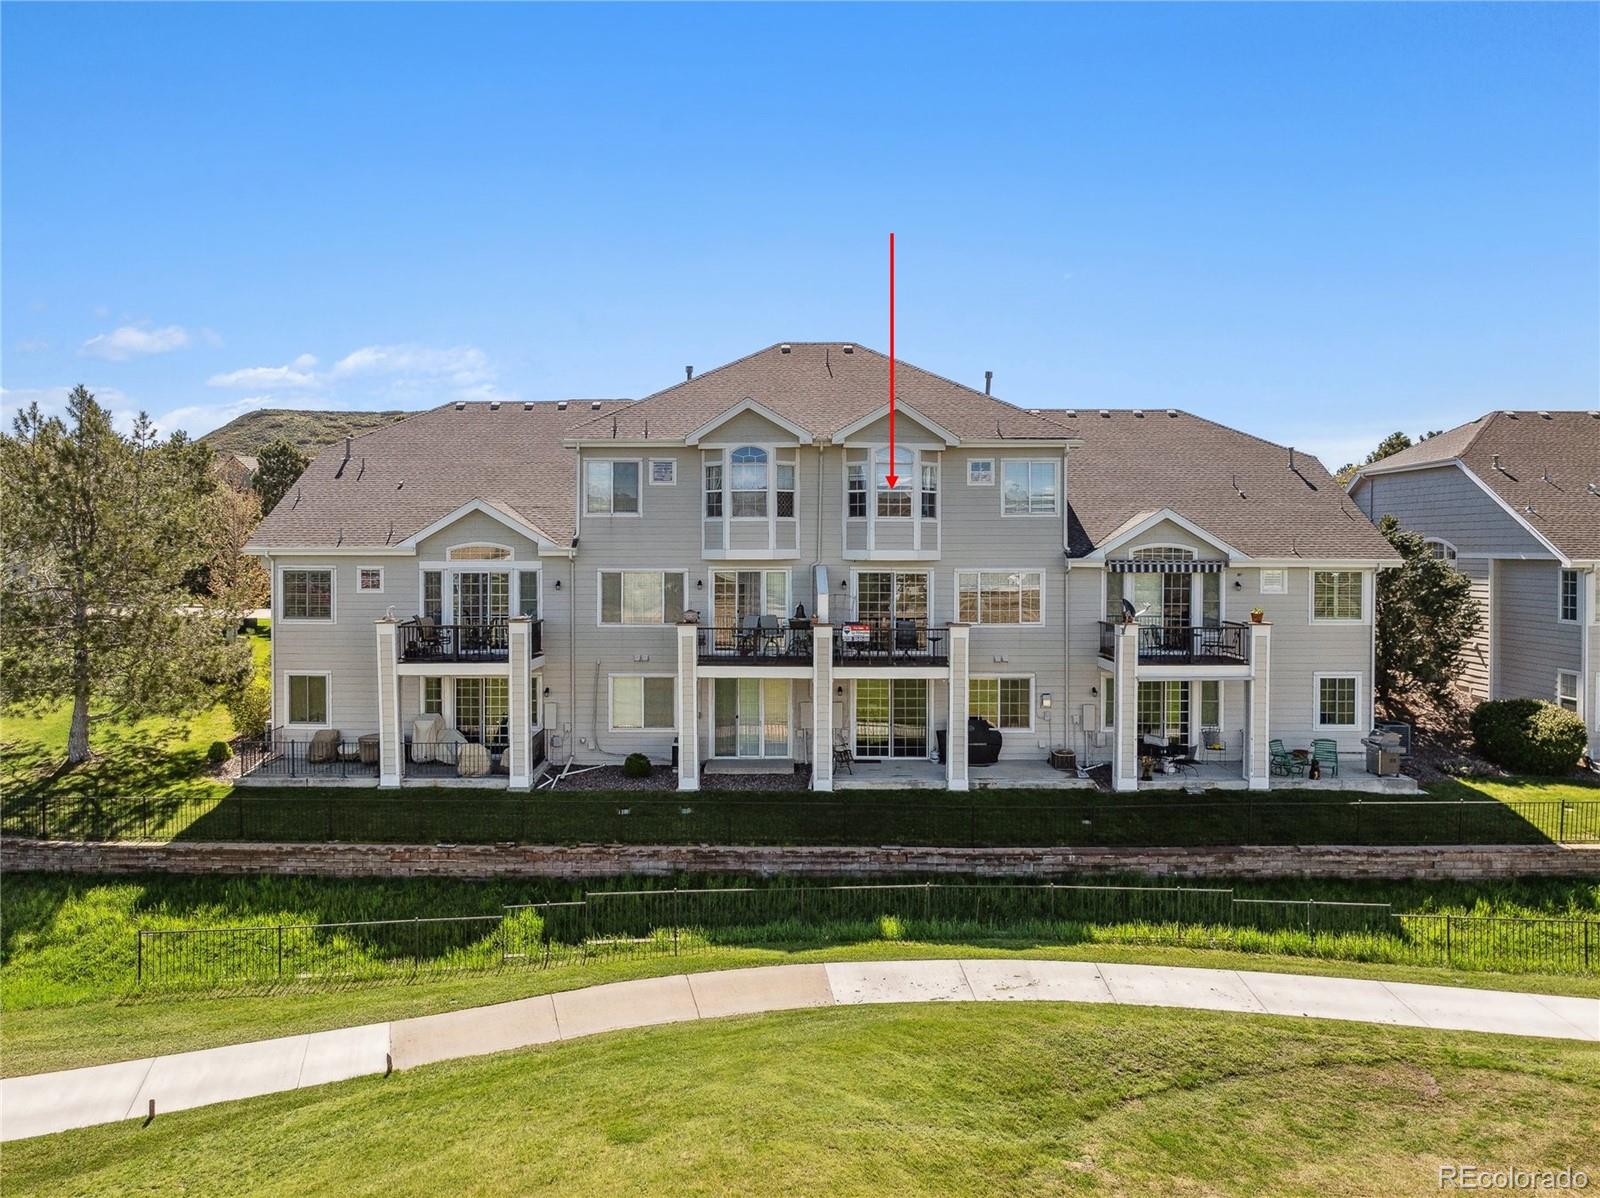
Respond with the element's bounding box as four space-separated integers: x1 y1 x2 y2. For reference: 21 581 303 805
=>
1585 569 1598 760
676 622 700 792
811 623 834 792
1112 622 1139 792
946 623 970 791
507 617 532 789
374 619 402 788
1246 620 1273 790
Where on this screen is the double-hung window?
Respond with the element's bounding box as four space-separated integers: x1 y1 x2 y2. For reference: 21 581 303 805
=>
956 571 1043 625
1001 459 1058 515
969 677 1033 730
286 674 329 725
584 460 640 515
704 462 724 518
1312 571 1364 621
1559 570 1581 624
920 463 938 519
846 462 867 518
281 569 333 621
874 446 913 518
599 571 686 625
1557 670 1580 713
776 462 796 518
730 447 768 517
611 676 675 730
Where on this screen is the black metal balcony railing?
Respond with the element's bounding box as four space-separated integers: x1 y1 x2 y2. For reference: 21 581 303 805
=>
697 623 814 664
833 621 949 666
398 619 542 663
1099 619 1251 666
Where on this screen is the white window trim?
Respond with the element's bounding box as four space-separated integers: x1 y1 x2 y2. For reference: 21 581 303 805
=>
968 674 1037 733
282 670 333 730
607 673 677 732
954 569 1046 628
1259 569 1288 595
277 566 336 624
1099 671 1115 729
1309 569 1369 625
595 569 689 628
728 445 774 522
843 445 943 556
584 458 644 517
871 444 918 521
357 566 385 594
648 458 677 486
445 543 514 561
999 457 1060 517
967 458 995 486
706 567 794 620
1558 569 1581 625
1422 538 1458 563
1312 671 1363 732
1556 669 1581 715
530 670 544 730
850 568 936 625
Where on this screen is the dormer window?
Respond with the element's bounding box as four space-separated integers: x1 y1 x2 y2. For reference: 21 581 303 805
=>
730 446 769 518
447 544 512 561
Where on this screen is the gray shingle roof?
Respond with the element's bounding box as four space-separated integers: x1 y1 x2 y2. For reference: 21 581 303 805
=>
1354 410 1600 559
1057 409 1396 561
567 342 1076 443
246 400 634 549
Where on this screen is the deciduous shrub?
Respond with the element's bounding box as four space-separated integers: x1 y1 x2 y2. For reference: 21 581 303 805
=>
226 678 272 739
622 752 652 779
1469 698 1587 775
205 740 234 766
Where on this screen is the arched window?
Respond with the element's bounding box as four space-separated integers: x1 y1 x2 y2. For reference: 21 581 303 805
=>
873 445 914 518
447 544 512 561
1130 546 1195 562
730 447 769 518
1423 538 1457 563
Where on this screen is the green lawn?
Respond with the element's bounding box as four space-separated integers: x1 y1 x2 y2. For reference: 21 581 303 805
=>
0 630 270 803
6 1003 1597 1197
5 872 1596 1077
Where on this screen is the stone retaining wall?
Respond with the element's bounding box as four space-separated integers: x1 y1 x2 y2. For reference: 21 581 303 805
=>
4 837 1596 880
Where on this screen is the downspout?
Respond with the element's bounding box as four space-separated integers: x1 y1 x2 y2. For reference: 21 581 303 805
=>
568 543 577 765
265 551 276 731
813 440 825 612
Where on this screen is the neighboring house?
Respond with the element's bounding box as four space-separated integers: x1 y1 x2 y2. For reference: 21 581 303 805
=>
1347 410 1600 755
213 453 259 491
245 341 1399 793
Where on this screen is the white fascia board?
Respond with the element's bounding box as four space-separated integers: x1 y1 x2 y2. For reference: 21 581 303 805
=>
242 544 414 557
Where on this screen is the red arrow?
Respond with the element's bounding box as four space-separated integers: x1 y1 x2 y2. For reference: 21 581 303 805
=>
885 231 899 489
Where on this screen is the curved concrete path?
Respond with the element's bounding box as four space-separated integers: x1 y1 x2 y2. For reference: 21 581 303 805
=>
4 960 1596 1142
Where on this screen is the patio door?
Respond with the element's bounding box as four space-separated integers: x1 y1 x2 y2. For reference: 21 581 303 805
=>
710 570 789 649
854 572 928 630
1136 681 1190 741
854 678 928 758
453 571 510 625
712 677 790 758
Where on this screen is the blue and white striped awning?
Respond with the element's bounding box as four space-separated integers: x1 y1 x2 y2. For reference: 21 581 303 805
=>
1106 558 1227 574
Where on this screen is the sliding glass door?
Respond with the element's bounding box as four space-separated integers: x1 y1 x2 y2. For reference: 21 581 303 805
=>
711 677 791 758
854 679 929 758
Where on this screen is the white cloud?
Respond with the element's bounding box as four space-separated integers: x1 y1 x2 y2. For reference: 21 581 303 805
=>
331 344 492 388
207 354 319 389
79 323 191 361
150 394 331 440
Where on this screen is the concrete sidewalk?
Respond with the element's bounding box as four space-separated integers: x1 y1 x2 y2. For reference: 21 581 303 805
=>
5 961 1595 1142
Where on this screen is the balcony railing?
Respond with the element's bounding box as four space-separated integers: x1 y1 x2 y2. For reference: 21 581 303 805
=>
833 620 949 666
697 622 815 664
1099 619 1251 666
398 619 542 664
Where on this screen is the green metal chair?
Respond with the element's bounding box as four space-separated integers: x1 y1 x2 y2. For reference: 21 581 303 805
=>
1269 738 1305 777
1311 738 1340 778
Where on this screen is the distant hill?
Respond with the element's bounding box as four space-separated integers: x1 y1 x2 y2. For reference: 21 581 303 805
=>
202 408 413 457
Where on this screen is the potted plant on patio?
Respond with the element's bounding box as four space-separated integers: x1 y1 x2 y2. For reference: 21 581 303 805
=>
1139 755 1154 782
1249 607 1265 623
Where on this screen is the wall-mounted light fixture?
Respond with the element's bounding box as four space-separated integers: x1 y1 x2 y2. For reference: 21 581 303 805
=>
553 579 562 590
1233 575 1243 590
1040 693 1053 711
836 685 844 697
542 686 551 697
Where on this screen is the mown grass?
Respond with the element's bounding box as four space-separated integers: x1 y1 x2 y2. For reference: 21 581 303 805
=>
6 1002 1598 1197
4 872 1596 1077
0 630 270 803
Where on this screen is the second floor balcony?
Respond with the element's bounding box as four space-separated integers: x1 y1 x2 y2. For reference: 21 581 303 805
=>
697 619 815 665
834 620 949 666
398 618 543 664
1099 619 1251 667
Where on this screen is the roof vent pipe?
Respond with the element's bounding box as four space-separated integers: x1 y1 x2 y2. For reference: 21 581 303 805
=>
1493 454 1504 471
343 436 352 463
984 371 993 395
1288 446 1295 470
686 366 694 381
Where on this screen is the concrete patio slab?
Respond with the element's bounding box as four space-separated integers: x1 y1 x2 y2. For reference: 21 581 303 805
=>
958 960 1115 1004
298 1024 392 1088
1234 972 1428 1028
1 1057 155 1141
1383 981 1600 1041
824 960 975 1005
391 995 560 1071
552 974 700 1040
1098 963 1267 1014
687 964 835 1019
129 1033 311 1117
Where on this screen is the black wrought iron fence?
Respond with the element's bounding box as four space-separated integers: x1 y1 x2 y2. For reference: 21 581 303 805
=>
7 792 1598 848
132 882 1599 990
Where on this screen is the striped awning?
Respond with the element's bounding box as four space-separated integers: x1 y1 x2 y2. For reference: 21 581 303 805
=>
1106 558 1227 574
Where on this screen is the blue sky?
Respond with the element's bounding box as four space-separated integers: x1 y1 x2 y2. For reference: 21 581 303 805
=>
3 2 1595 469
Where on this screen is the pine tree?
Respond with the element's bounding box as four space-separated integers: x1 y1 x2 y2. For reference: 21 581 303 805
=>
253 438 310 516
0 387 251 764
1374 514 1482 709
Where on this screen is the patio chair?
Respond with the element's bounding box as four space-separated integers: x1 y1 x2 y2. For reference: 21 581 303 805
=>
1200 726 1226 764
832 729 854 775
735 612 761 655
893 617 920 656
1269 738 1305 777
1311 738 1340 778
757 613 784 655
